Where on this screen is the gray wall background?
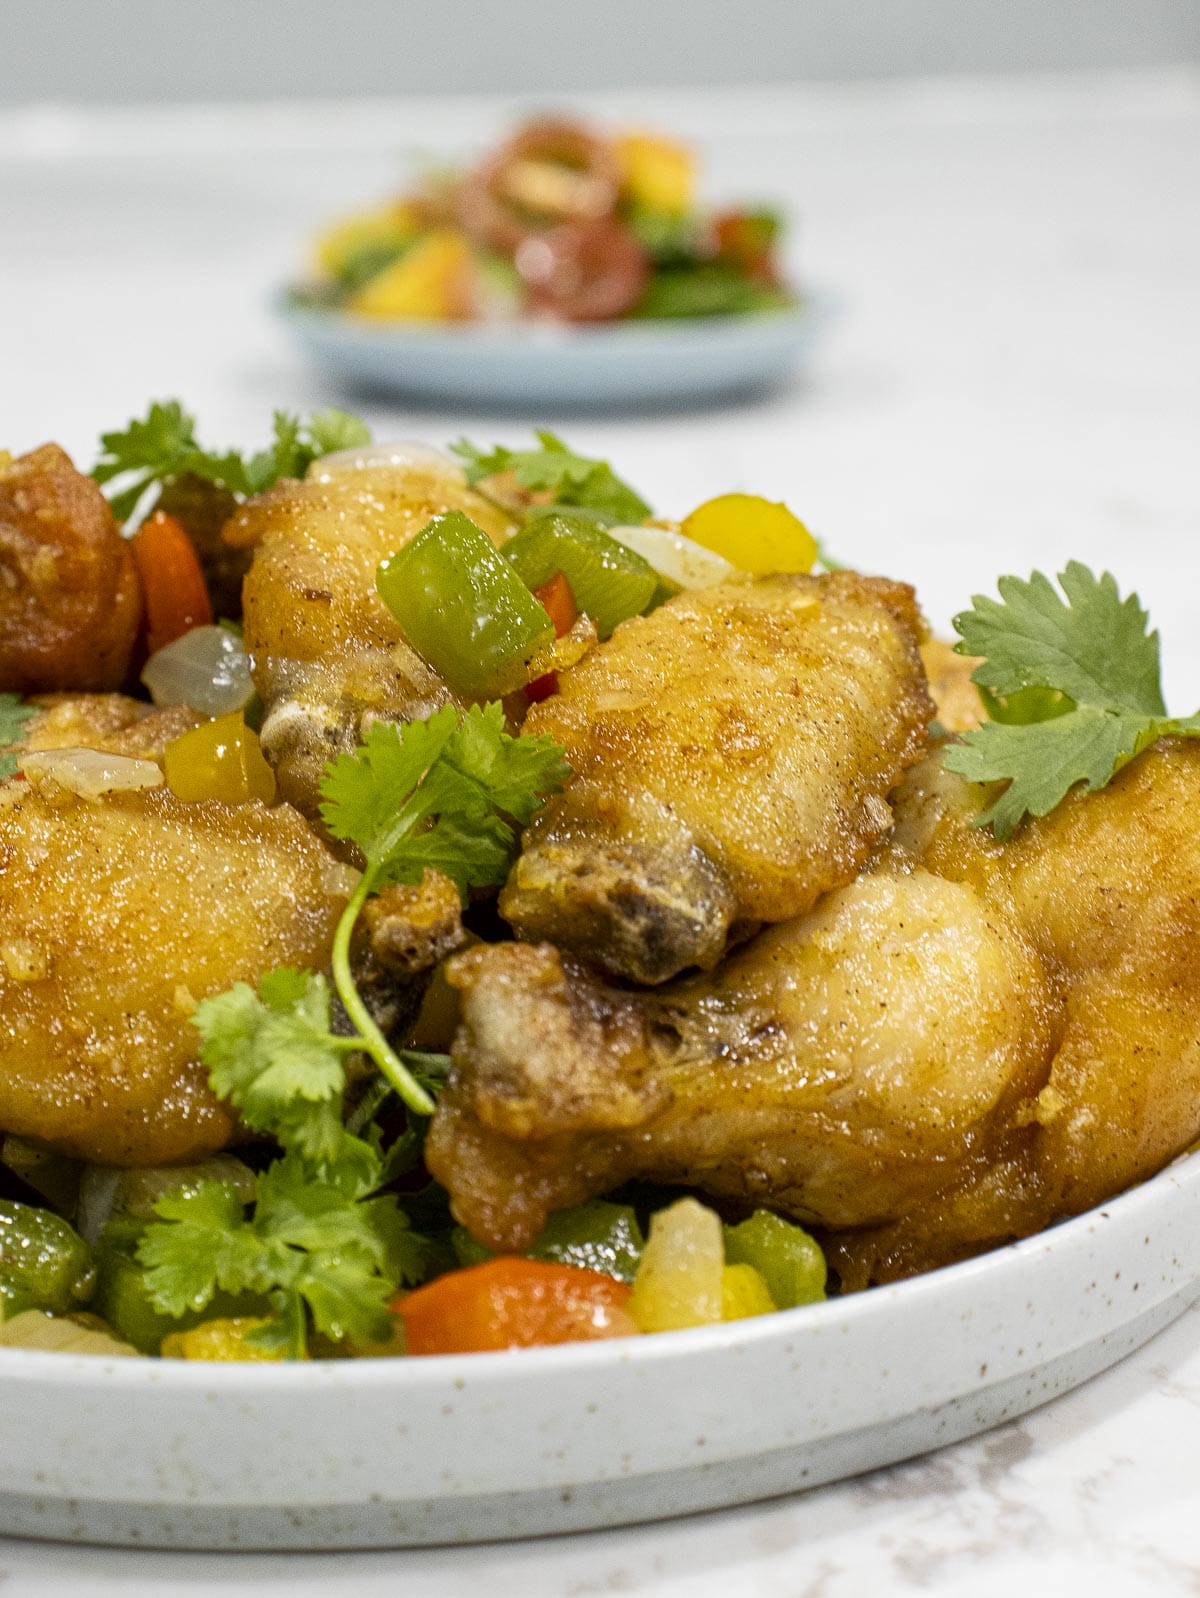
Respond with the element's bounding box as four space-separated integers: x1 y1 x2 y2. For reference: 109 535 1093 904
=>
3 0 1200 105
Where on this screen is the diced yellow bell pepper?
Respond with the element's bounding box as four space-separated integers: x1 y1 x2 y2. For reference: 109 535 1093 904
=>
626 1197 724 1332
681 493 818 575
161 1316 292 1362
616 132 696 217
163 712 276 805
313 202 420 280
720 1263 777 1321
348 229 474 321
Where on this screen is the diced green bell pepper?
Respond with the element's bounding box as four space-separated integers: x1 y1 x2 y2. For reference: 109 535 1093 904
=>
377 511 555 699
451 1199 645 1284
723 1210 826 1309
502 512 659 639
0 1198 94 1314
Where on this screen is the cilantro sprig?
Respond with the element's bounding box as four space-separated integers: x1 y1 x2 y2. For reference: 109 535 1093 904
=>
0 694 35 780
91 400 371 524
135 702 566 1353
944 562 1200 837
139 968 428 1354
451 430 652 527
318 702 569 1113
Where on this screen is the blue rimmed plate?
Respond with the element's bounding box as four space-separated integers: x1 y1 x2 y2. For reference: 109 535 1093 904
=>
275 294 834 409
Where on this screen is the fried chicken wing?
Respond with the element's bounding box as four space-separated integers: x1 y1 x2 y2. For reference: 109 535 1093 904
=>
425 869 1055 1250
225 462 514 815
827 738 1200 1285
500 570 934 983
0 445 141 693
0 748 347 1166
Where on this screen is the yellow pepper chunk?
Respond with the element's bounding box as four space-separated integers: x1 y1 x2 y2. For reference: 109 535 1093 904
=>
627 1197 724 1333
163 712 276 805
616 132 696 217
313 202 420 280
720 1263 777 1322
348 229 474 321
161 1317 292 1362
681 493 818 575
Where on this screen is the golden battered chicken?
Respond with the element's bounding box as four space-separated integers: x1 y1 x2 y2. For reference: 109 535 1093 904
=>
429 735 1200 1280
225 461 514 815
425 868 1056 1250
919 638 984 733
500 570 934 983
0 445 142 693
827 738 1200 1285
0 699 348 1165
20 693 201 761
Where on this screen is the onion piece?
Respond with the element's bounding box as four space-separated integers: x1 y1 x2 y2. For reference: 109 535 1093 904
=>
607 524 737 591
309 441 457 481
141 624 254 716
19 749 164 800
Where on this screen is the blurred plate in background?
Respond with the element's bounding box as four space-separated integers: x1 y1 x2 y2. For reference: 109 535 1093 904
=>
275 295 832 409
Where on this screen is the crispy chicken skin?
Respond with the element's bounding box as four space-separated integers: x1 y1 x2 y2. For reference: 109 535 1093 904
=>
425 869 1055 1250
0 445 142 694
20 693 201 761
0 702 348 1165
225 462 514 816
918 639 984 733
828 739 1200 1284
500 571 934 983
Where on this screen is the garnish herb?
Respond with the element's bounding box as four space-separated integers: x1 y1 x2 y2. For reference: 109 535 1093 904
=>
0 694 34 780
92 400 371 524
451 430 652 527
139 969 429 1355
945 562 1200 838
318 702 570 1114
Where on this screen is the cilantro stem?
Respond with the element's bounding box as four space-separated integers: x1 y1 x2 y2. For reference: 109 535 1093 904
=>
330 867 436 1117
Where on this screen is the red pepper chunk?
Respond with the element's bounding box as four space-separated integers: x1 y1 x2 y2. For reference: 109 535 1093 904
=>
395 1257 636 1354
131 510 213 657
526 570 578 702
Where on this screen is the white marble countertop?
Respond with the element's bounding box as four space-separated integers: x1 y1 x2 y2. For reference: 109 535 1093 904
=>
2 67 1199 1595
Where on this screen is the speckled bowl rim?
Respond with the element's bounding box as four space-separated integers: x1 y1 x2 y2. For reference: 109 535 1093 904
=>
1 1146 1194 1392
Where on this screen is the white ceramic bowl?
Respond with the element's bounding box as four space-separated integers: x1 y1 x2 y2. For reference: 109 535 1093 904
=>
275 296 832 408
1 1150 1196 1551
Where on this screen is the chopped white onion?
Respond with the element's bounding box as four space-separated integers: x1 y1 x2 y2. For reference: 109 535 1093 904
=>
141 624 254 716
308 440 458 481
20 748 164 799
607 524 737 591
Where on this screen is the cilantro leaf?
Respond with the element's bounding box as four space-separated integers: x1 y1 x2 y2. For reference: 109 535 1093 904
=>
945 563 1199 837
952 563 1166 718
138 1154 424 1351
190 968 369 1176
451 431 652 526
319 702 569 899
91 400 371 525
0 693 35 780
137 1182 258 1316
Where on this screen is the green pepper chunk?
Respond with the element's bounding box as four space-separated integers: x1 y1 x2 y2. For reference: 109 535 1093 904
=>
502 512 659 639
723 1210 826 1309
0 1199 94 1314
376 511 554 699
451 1199 645 1284
529 1200 644 1282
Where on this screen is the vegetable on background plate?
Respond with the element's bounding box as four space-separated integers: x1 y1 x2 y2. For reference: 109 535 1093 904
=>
296 115 795 325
